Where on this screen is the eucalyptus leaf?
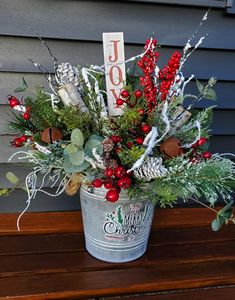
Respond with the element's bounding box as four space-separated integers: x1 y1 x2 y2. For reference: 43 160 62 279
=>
69 150 85 165
71 128 84 146
6 172 19 185
196 79 204 93
218 200 233 215
14 77 28 93
211 218 221 231
205 88 217 100
63 155 89 173
64 143 77 155
85 138 103 159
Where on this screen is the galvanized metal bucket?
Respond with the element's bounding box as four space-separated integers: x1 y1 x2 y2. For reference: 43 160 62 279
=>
80 185 154 263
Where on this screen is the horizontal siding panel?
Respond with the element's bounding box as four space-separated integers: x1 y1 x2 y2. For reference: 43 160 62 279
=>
210 135 235 153
0 37 234 81
0 1 234 50
126 0 227 7
0 187 80 213
1 105 235 135
0 72 49 104
0 136 28 163
184 81 235 110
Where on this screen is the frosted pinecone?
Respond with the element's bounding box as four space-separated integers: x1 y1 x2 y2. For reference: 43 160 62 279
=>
102 138 115 153
134 157 168 181
56 62 80 86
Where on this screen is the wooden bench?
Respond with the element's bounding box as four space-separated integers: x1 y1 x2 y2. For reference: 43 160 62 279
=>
0 208 234 299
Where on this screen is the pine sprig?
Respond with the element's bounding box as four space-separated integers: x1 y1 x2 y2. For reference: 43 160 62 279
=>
8 111 36 134
25 89 60 130
146 155 235 207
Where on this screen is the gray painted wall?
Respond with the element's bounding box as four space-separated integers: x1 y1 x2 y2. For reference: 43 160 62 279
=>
0 0 234 212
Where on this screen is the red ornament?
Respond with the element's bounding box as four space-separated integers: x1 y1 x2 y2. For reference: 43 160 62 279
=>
19 135 27 143
12 137 23 148
91 179 103 188
110 135 122 144
8 96 20 108
141 124 151 134
197 137 207 147
136 136 144 145
117 177 132 189
116 98 124 106
114 166 126 178
134 90 143 98
202 151 212 159
120 90 130 98
106 189 120 202
23 112 30 120
105 168 114 178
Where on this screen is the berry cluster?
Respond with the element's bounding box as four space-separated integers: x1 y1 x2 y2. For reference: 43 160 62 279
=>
8 95 31 120
190 137 212 163
91 166 132 202
137 38 159 111
159 51 181 101
116 89 143 108
11 135 28 148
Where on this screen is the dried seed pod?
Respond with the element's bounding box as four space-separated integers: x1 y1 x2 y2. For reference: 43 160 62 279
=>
65 173 83 196
160 137 183 158
40 128 63 144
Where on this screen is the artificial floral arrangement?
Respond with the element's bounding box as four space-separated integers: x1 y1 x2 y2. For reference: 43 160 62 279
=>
1 13 235 233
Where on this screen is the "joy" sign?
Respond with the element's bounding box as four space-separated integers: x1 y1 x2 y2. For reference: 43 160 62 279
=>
103 32 126 116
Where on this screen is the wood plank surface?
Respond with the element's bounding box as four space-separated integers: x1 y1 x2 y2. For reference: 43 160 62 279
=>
0 209 234 299
0 207 225 235
102 286 235 299
0 1 234 50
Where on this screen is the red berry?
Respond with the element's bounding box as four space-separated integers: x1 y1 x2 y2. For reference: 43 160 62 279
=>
197 137 207 147
127 141 133 149
12 137 23 148
202 151 212 159
19 135 27 143
191 142 198 149
136 136 144 145
141 124 151 134
134 90 143 98
26 106 31 112
110 135 122 144
114 166 126 178
120 90 129 98
116 98 124 106
137 108 145 115
114 146 122 154
104 179 113 189
105 168 114 177
23 112 30 120
117 177 132 189
106 189 120 202
91 179 103 188
8 96 20 108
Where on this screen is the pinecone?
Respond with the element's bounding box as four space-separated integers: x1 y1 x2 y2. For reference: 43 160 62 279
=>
56 62 80 86
102 138 115 153
104 158 118 169
134 157 168 181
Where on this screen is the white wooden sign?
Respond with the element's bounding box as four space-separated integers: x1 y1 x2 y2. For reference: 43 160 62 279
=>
103 32 126 116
